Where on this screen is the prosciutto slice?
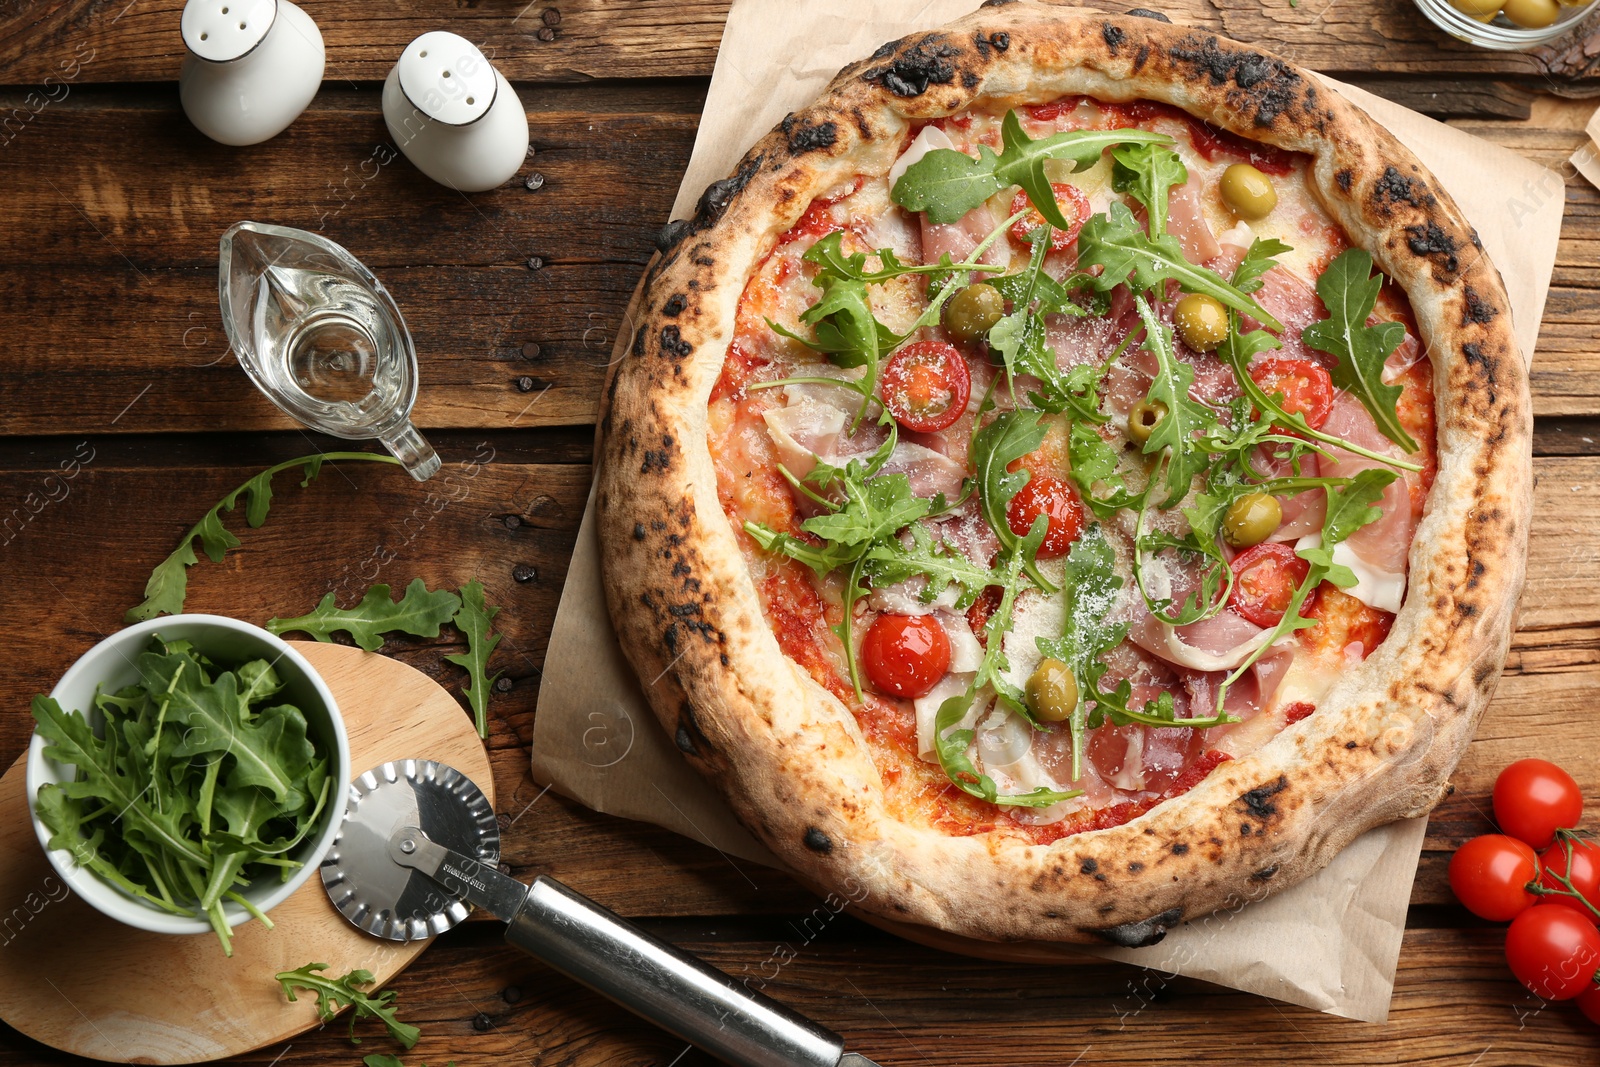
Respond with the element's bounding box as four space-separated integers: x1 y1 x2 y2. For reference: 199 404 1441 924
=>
1167 178 1221 264
1319 392 1421 577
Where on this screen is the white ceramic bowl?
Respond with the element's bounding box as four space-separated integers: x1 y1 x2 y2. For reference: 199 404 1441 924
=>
25 615 349 936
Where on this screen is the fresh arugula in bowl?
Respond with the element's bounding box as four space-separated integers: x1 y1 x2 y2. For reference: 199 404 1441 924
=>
31 636 333 956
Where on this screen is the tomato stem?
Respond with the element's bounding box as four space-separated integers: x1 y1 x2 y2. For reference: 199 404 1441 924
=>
1524 829 1600 921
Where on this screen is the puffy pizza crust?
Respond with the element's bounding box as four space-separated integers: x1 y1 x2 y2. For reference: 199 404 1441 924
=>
596 2 1531 945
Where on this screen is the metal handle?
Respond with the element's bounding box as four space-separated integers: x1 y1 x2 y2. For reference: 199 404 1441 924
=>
506 875 845 1067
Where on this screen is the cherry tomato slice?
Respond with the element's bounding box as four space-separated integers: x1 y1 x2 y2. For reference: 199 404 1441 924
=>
1005 474 1086 559
1228 542 1310 628
1495 758 1585 850
861 613 952 699
1539 837 1600 925
1448 834 1539 922
880 341 972 433
1009 184 1090 251
1249 357 1334 431
1505 905 1600 1001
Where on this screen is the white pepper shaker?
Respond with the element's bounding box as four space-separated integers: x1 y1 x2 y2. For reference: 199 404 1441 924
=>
382 31 529 193
179 0 325 146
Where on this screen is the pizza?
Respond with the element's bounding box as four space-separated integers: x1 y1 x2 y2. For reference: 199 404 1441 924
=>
597 2 1531 945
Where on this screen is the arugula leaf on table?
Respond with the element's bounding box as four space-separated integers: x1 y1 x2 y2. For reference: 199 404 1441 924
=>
275 963 421 1049
1213 467 1398 713
969 409 1054 593
266 579 462 652
1302 248 1418 453
443 579 503 740
891 110 1170 228
1077 202 1283 331
1132 296 1218 508
126 452 403 623
1110 142 1188 239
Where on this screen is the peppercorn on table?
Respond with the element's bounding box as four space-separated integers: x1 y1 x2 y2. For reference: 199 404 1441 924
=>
1 1 1599 1064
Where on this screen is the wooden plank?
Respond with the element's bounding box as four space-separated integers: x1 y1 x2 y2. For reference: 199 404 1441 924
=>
4 0 1599 87
56 920 1589 1067
4 89 1600 434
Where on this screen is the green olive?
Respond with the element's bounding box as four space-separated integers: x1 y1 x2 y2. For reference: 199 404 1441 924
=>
944 283 1005 343
1502 0 1559 25
1127 400 1168 445
1219 163 1277 221
1222 492 1283 548
1448 0 1502 15
1173 293 1229 352
1025 658 1079 724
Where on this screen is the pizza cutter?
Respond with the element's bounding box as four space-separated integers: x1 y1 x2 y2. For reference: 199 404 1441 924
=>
321 760 882 1067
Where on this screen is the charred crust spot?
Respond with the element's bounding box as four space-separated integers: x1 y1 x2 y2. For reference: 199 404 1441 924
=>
632 523 646 541
803 827 834 853
641 435 675 474
655 218 693 253
962 70 980 89
849 106 871 140
631 328 647 359
1463 343 1497 401
1240 775 1288 819
662 293 687 316
1468 558 1487 588
781 114 838 155
863 35 962 97
1169 37 1301 125
674 723 697 754
990 31 1010 51
1458 601 1478 618
663 626 678 653
1080 857 1099 874
1091 907 1183 948
1240 823 1253 835
1405 221 1460 272
981 0 1019 7
973 30 991 58
1103 22 1126 53
1374 165 1435 209
1134 44 1150 71
1336 168 1353 193
1128 860 1144 873
1251 865 1280 882
720 653 730 666
1346 740 1359 750
1470 229 1483 250
1126 7 1173 21
660 326 692 359
1463 286 1498 324
1170 842 1190 855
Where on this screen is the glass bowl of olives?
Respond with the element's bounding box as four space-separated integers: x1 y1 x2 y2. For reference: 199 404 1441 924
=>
1414 0 1598 49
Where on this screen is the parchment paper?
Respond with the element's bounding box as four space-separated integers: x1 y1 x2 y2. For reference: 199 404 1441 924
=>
532 0 1565 1024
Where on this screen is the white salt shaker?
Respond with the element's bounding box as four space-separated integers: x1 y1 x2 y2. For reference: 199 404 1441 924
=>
382 31 529 193
179 0 325 146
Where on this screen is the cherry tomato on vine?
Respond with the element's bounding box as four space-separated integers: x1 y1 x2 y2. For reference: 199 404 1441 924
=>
1005 475 1086 559
1228 542 1310 628
1504 905 1600 1001
1009 183 1090 251
861 613 951 700
1448 834 1539 922
1494 759 1584 850
880 341 972 433
1249 358 1334 431
1577 983 1600 1026
1538 837 1600 925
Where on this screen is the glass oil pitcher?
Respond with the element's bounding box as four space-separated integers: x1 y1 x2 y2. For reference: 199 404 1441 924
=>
218 221 440 480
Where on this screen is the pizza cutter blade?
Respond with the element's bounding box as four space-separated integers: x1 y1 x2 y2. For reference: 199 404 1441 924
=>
321 760 883 1067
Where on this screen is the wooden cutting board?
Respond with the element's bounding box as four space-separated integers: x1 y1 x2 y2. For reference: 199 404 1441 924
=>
0 642 495 1065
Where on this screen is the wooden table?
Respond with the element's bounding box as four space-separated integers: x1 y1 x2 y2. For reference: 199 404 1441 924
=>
2 1 1599 1063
